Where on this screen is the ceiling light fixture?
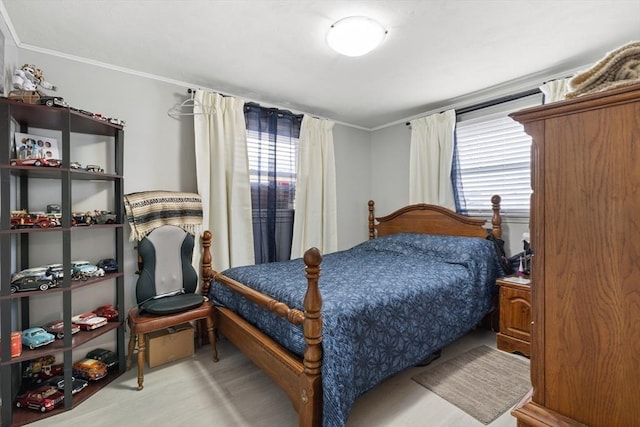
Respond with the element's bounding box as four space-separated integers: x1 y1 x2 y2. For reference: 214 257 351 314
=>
326 16 387 57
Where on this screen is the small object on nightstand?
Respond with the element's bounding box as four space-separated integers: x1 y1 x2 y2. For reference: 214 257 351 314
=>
501 276 530 285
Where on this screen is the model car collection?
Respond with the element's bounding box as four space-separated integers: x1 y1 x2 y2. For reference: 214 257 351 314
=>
10 270 57 293
46 375 89 395
10 257 115 294
9 157 61 167
15 351 109 411
10 208 117 229
42 319 81 339
86 348 118 369
10 210 59 229
94 303 119 321
32 363 64 384
37 96 69 108
85 164 104 173
15 385 64 412
10 153 105 173
71 312 108 330
21 327 55 349
96 258 118 273
72 358 108 381
71 260 105 280
69 161 105 173
7 67 120 412
22 356 56 380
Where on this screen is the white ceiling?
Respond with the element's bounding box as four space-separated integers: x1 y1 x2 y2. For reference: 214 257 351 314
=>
2 0 639 129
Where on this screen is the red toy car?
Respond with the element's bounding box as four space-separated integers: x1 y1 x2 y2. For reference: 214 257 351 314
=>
43 319 81 339
15 385 64 412
94 304 119 321
10 211 58 229
10 158 61 167
71 312 108 330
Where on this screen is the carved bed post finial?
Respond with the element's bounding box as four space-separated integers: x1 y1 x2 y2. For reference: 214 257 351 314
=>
300 247 323 426
491 195 502 239
303 247 322 374
368 200 375 240
201 230 213 295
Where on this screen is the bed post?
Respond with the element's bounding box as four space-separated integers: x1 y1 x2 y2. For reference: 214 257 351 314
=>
200 230 218 361
368 200 375 240
491 195 502 239
201 230 213 295
300 247 323 427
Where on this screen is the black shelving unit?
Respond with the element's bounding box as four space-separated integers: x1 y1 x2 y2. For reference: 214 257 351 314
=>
0 98 124 426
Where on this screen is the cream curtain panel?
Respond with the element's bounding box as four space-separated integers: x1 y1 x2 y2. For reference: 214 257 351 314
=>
193 90 254 272
291 116 338 259
409 109 456 209
540 78 571 103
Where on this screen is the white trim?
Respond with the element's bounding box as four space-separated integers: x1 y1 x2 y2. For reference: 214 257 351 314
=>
0 2 20 46
370 65 587 131
14 42 370 131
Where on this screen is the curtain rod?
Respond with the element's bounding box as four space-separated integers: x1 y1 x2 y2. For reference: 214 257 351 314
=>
405 87 542 125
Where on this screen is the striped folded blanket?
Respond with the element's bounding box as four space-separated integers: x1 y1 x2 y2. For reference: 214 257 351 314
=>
566 41 640 99
124 191 203 241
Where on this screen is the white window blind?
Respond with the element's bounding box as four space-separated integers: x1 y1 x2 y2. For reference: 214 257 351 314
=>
455 94 542 217
246 129 298 210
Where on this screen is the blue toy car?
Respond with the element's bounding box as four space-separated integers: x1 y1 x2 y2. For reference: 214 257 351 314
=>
71 260 105 280
22 327 55 349
96 258 118 274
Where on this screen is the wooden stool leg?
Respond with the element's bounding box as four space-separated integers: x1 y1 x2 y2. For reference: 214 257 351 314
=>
127 330 136 370
205 316 218 362
136 332 146 390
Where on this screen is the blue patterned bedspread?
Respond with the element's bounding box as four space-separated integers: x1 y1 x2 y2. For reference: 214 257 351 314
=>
210 233 503 427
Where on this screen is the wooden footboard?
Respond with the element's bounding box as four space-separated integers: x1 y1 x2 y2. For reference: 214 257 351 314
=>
201 231 323 427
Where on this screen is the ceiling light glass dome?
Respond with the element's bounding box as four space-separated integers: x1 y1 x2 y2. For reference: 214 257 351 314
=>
326 16 388 57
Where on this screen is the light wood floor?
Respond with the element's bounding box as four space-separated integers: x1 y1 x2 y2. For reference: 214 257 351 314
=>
30 329 527 427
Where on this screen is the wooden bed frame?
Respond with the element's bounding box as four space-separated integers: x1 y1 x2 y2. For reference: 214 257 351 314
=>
200 195 503 427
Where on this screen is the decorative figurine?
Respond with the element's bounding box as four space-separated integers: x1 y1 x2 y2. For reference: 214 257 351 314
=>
12 64 56 93
9 64 57 104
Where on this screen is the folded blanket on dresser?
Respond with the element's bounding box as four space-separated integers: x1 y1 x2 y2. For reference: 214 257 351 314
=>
123 190 202 241
566 41 640 99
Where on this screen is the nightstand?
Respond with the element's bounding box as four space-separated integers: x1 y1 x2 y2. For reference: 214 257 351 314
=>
496 276 531 357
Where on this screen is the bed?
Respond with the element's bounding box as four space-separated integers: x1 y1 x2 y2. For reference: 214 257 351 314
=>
200 195 505 427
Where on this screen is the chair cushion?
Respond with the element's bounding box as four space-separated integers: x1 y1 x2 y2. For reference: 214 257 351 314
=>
140 293 205 315
136 225 199 305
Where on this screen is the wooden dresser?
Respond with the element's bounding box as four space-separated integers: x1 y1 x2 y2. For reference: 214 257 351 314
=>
496 277 531 357
509 83 640 427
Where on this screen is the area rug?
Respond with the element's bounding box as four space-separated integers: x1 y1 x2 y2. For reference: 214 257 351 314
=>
412 345 530 424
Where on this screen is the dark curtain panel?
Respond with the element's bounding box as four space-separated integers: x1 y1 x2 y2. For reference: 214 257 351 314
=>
244 103 302 263
451 131 467 214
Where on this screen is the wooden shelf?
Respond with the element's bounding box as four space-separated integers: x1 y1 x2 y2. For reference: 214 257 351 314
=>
0 98 125 427
11 369 124 427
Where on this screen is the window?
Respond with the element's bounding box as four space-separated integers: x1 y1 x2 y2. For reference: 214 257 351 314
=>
244 103 302 263
454 94 542 217
246 130 297 211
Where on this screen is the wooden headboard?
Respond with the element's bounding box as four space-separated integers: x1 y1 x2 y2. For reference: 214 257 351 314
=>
368 195 502 240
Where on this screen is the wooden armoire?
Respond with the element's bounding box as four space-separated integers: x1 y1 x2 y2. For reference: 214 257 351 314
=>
509 83 640 427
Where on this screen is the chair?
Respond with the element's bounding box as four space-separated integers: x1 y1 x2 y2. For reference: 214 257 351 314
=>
126 225 217 390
